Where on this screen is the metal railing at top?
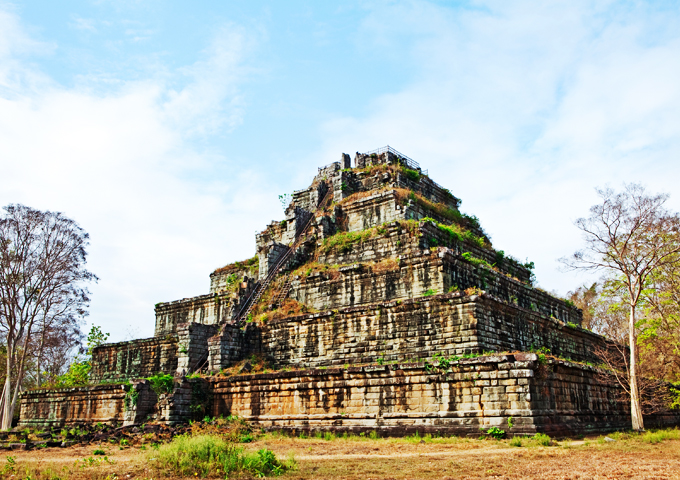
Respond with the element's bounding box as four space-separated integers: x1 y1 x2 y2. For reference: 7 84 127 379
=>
318 161 340 173
362 145 421 172
362 146 457 201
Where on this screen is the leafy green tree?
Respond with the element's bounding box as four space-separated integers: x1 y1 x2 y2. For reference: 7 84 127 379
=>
46 325 109 389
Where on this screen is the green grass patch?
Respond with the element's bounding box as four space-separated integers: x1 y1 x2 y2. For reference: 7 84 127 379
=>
422 217 487 249
213 255 259 276
641 428 680 444
320 221 419 255
321 229 378 254
150 434 294 477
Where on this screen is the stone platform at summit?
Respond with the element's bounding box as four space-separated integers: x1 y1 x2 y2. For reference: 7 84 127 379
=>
19 146 678 435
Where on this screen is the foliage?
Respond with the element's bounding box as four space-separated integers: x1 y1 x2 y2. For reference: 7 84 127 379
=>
395 188 489 240
422 217 486 249
423 288 436 297
41 325 110 389
509 436 523 447
321 228 377 254
461 251 492 268
45 360 91 388
640 428 680 443
320 221 418 255
151 434 293 477
278 193 292 211
124 388 139 411
671 383 680 410
530 433 552 446
484 426 505 439
213 255 259 276
0 204 97 429
402 168 421 182
563 184 680 431
146 373 175 395
86 325 109 355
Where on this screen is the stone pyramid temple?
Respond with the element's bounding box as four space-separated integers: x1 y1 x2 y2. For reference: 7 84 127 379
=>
20 146 677 435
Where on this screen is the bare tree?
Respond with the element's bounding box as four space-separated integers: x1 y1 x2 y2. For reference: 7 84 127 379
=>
0 205 96 429
562 184 680 431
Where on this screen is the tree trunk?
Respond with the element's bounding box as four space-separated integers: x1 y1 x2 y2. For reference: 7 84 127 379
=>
1 376 11 431
629 304 645 431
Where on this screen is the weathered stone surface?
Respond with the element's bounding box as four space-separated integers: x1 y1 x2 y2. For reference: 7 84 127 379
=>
208 355 676 436
19 150 680 434
176 322 219 376
154 278 256 336
264 293 600 369
90 336 179 384
293 238 576 325
122 380 158 426
19 384 128 428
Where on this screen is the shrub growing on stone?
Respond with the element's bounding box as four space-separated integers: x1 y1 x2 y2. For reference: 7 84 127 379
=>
146 374 175 395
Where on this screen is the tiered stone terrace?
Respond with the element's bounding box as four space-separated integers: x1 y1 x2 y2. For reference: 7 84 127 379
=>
20 146 678 433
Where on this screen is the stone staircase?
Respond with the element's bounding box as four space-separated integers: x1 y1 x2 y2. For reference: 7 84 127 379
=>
234 185 334 326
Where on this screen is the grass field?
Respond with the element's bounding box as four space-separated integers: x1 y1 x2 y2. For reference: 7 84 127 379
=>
2 428 680 479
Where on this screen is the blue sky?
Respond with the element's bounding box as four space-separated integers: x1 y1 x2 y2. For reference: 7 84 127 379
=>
3 1 680 341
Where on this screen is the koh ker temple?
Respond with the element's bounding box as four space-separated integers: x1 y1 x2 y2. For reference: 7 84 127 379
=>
19 146 680 436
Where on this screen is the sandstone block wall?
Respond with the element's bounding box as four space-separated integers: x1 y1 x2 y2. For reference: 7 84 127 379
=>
208 354 638 436
263 294 603 370
19 384 128 428
210 265 258 294
208 323 261 371
155 378 209 424
154 294 232 336
352 151 461 210
90 336 179 384
291 252 441 311
292 249 580 326
177 323 219 375
123 380 158 426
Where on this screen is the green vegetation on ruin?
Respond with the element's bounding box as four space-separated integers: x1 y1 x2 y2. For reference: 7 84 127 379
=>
319 220 419 254
394 188 485 235
421 217 487 249
212 255 259 276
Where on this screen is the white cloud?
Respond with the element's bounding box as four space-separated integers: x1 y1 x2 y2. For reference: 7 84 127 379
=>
318 0 680 294
70 15 97 33
0 8 273 341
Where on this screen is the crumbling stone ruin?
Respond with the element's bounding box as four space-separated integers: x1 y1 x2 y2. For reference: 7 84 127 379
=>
19 146 680 436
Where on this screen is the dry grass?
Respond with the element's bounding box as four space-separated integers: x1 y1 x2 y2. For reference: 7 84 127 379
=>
290 261 343 280
7 429 680 479
212 255 259 276
370 258 401 274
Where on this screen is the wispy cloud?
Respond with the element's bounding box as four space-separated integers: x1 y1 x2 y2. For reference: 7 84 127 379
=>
0 7 272 340
70 15 97 32
318 0 680 293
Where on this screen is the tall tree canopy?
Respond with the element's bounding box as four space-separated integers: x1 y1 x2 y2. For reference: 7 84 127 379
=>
0 204 96 429
563 184 680 431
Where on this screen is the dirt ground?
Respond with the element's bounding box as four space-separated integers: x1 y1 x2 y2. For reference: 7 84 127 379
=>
2 434 680 479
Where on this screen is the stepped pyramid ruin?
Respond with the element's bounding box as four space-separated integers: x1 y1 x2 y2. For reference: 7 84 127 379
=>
20 147 679 435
